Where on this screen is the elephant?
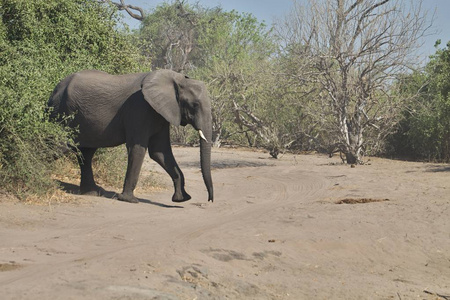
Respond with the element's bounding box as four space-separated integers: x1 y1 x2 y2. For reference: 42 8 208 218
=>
48 69 213 204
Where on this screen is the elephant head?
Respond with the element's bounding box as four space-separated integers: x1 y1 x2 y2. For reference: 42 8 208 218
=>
141 70 214 202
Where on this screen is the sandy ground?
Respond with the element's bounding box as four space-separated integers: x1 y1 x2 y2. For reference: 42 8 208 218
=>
1 147 450 300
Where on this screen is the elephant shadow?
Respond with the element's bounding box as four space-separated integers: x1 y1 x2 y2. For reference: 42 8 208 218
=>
56 181 183 208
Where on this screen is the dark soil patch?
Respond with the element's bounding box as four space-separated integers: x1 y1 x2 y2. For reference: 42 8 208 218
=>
336 198 389 204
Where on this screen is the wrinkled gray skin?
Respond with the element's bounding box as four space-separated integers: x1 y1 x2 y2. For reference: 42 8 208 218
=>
48 69 213 203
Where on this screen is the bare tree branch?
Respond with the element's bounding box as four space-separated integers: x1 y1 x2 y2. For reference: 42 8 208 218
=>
99 0 144 20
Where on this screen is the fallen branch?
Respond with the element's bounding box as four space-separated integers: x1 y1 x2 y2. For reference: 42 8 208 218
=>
423 289 450 300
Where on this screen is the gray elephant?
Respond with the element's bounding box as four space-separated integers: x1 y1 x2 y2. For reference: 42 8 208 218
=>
48 69 213 203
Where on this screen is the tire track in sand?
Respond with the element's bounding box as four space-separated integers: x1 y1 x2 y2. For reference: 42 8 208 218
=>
172 163 327 250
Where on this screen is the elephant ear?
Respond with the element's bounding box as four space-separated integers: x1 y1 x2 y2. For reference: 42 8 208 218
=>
141 70 184 126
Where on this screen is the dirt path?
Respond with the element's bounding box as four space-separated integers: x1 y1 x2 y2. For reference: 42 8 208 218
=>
1 147 450 299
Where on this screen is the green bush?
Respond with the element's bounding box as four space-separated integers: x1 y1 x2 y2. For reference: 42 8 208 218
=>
387 42 450 161
0 0 150 199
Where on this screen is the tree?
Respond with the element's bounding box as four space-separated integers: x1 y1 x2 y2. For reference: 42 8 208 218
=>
189 10 281 150
139 2 283 150
138 1 208 72
275 0 432 163
138 1 229 144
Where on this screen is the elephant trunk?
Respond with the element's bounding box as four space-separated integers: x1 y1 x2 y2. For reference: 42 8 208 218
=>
199 127 213 202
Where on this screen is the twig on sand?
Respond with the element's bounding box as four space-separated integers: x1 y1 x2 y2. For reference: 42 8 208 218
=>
423 289 450 300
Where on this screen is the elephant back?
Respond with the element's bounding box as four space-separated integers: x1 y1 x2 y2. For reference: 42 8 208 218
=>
48 70 147 119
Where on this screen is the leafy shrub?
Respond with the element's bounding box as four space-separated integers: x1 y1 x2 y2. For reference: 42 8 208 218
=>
387 42 450 161
0 0 150 199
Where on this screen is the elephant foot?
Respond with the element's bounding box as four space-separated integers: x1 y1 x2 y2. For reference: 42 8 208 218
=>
80 185 105 197
172 192 191 203
117 193 140 204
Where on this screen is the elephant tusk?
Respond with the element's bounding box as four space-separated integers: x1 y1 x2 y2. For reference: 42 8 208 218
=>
198 130 208 143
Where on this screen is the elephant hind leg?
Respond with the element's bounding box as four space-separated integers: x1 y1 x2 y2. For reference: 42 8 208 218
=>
118 144 146 204
77 147 103 196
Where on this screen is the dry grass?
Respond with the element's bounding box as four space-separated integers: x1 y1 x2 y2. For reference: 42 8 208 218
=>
36 146 166 204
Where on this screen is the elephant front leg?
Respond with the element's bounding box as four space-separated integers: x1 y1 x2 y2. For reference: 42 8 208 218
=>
148 133 191 202
118 144 146 203
150 150 191 202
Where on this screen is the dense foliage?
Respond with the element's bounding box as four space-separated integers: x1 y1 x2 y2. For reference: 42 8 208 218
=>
0 0 148 198
387 41 450 161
